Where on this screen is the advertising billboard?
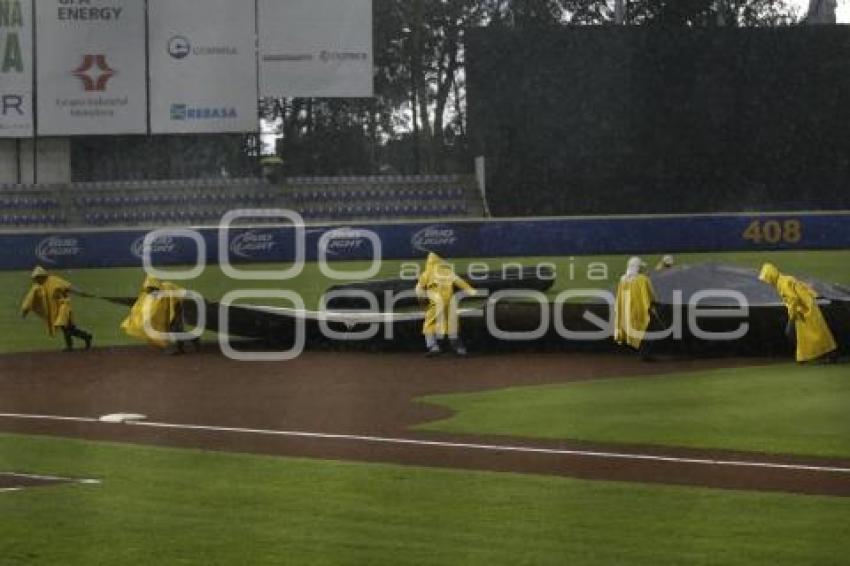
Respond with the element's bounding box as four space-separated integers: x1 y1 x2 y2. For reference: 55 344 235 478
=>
259 0 373 98
0 0 33 137
36 0 147 135
148 0 258 134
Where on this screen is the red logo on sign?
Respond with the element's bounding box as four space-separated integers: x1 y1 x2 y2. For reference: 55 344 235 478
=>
72 55 115 92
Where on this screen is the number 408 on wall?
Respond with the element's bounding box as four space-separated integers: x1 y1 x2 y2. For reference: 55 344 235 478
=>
742 219 802 245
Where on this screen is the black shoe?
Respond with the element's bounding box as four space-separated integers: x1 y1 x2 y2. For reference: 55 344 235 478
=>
821 352 839 364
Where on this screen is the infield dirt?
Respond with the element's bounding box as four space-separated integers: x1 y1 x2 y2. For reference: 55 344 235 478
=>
1 348 848 497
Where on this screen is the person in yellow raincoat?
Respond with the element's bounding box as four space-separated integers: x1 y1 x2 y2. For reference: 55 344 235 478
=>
614 257 661 360
121 275 199 354
415 253 477 356
759 263 837 363
20 266 93 352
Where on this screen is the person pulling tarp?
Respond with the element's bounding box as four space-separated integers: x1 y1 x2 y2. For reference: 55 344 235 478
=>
20 266 93 352
614 257 663 360
121 275 199 354
415 253 477 356
758 263 837 363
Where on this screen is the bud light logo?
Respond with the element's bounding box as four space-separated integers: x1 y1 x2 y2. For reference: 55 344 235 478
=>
320 228 369 257
230 230 276 259
411 225 458 252
131 235 177 259
36 237 82 264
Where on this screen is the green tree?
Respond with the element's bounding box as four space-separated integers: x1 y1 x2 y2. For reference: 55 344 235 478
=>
561 0 795 26
267 0 798 177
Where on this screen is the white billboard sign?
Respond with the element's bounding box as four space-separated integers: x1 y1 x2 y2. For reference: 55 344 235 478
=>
0 0 33 137
149 0 258 134
36 0 147 135
259 0 373 98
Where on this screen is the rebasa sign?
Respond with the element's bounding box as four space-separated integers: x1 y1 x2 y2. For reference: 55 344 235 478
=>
148 0 258 134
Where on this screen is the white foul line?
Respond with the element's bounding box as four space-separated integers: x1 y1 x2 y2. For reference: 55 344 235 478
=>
0 472 101 493
0 472 101 484
0 413 98 424
1 412 850 475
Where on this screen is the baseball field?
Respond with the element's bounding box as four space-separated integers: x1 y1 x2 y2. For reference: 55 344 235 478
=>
2 249 849 565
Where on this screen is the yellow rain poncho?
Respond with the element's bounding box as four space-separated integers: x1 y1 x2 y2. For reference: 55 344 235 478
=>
20 267 74 337
614 258 657 349
121 276 185 348
415 253 476 337
759 263 837 362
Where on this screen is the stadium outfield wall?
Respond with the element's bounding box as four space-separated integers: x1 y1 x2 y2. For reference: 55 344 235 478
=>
0 212 848 271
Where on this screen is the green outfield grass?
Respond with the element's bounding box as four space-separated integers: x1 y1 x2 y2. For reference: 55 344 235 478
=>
3 249 850 354
418 364 850 459
3 252 849 564
1 433 849 566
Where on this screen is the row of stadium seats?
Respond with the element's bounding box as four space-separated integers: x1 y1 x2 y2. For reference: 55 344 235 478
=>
0 196 60 209
288 186 466 203
0 213 67 226
0 174 480 228
0 188 66 227
71 177 261 190
287 174 458 185
301 202 468 221
84 208 233 226
74 191 277 208
284 176 472 221
84 203 471 226
0 183 40 192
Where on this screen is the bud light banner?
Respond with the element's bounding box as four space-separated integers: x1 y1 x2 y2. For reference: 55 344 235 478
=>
36 0 147 135
227 229 282 261
21 231 199 269
318 227 380 258
34 235 84 265
0 0 33 138
0 213 848 271
148 0 258 134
